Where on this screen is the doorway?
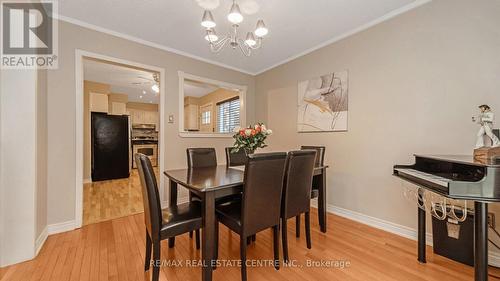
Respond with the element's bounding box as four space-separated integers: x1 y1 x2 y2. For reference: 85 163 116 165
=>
75 50 165 227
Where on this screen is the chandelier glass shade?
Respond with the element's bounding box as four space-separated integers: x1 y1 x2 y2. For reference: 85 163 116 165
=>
200 1 268 57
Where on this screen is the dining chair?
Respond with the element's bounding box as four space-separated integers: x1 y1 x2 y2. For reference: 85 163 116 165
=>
225 147 248 167
299 145 326 236
186 148 217 240
185 148 240 241
280 150 316 262
215 152 287 281
135 153 202 281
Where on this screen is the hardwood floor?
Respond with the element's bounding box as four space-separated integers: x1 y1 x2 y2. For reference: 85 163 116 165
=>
2 208 500 281
83 168 158 226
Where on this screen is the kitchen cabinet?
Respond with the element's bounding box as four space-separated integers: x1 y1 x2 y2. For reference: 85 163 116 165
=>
184 104 199 131
89 92 108 113
129 109 159 127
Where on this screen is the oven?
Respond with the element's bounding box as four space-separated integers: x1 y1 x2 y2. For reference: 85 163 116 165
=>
132 141 158 168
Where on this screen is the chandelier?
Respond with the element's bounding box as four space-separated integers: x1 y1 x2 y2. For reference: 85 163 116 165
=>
200 0 269 57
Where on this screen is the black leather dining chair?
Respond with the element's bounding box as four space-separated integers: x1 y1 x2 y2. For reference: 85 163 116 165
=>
215 152 287 281
187 147 218 168
299 145 326 236
280 150 316 262
135 153 202 281
185 148 241 241
186 148 217 240
225 147 248 167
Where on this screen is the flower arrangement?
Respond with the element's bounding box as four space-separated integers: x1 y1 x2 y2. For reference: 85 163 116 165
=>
231 123 273 153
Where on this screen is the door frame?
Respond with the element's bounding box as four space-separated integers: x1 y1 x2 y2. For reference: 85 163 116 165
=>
75 49 166 228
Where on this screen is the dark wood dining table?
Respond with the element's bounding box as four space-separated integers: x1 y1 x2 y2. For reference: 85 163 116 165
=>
163 164 328 281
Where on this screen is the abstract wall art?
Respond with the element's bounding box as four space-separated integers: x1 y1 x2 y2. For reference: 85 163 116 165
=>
297 70 348 132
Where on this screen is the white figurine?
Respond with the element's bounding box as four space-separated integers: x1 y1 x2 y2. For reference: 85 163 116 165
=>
475 104 500 148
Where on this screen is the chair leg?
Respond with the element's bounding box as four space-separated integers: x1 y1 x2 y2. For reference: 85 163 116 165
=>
195 229 200 250
281 217 289 263
305 212 312 249
295 215 300 238
240 236 247 281
214 222 219 269
145 232 152 271
189 231 193 238
152 240 161 281
246 236 251 245
273 225 280 270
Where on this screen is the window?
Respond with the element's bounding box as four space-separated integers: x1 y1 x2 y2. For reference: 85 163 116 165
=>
217 97 240 133
201 110 211 125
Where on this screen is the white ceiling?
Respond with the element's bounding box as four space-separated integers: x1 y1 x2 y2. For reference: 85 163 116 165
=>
184 80 219 98
60 0 428 75
83 58 160 104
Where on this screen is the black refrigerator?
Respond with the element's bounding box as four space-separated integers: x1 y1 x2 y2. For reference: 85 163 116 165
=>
91 112 130 181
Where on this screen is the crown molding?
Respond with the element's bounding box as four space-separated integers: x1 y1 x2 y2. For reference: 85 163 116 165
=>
55 0 431 76
55 15 256 76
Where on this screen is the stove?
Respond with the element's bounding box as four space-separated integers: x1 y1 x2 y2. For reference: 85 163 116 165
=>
131 124 158 168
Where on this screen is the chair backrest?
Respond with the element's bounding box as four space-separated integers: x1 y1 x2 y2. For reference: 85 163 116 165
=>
241 152 287 235
187 148 217 168
300 146 326 167
135 153 162 237
282 150 317 219
225 147 247 167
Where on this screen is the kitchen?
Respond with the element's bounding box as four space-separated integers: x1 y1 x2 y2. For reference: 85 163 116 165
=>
82 57 160 225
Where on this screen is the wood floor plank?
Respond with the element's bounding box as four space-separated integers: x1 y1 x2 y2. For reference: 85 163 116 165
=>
2 209 500 281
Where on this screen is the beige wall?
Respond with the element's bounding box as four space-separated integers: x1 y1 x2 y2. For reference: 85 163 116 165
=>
256 0 500 246
47 21 255 225
0 69 48 266
36 70 48 238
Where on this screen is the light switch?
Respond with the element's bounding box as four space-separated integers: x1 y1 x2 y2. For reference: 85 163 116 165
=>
168 115 174 123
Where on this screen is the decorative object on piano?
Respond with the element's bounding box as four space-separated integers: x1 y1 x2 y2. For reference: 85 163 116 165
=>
474 104 500 148
231 123 272 153
473 105 500 161
297 70 348 132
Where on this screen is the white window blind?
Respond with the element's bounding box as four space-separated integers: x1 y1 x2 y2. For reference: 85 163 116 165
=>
217 97 240 133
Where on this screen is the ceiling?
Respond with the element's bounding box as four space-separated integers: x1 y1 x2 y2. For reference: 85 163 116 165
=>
83 58 160 104
60 0 428 75
184 79 219 98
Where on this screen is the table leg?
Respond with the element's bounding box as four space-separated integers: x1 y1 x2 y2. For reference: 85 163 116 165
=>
318 170 327 233
168 180 178 248
202 192 215 281
474 201 488 281
417 189 426 263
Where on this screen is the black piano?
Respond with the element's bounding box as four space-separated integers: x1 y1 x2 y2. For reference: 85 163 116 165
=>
394 155 500 281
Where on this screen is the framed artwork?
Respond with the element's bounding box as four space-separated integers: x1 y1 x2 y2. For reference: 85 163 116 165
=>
297 70 348 132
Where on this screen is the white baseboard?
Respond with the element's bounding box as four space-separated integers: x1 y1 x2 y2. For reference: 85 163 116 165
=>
312 201 500 267
47 220 76 235
83 178 92 184
35 226 48 255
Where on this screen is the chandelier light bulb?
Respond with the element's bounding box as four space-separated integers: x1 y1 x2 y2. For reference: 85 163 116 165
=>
201 10 216 28
204 29 218 42
245 32 256 47
227 2 243 24
254 19 268 37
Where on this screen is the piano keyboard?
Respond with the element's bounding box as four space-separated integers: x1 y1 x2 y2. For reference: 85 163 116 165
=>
394 168 451 187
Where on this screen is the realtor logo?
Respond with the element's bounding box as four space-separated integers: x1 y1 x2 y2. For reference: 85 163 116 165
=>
1 0 58 69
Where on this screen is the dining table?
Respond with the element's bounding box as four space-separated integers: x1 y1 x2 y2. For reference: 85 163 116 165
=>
163 164 328 281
